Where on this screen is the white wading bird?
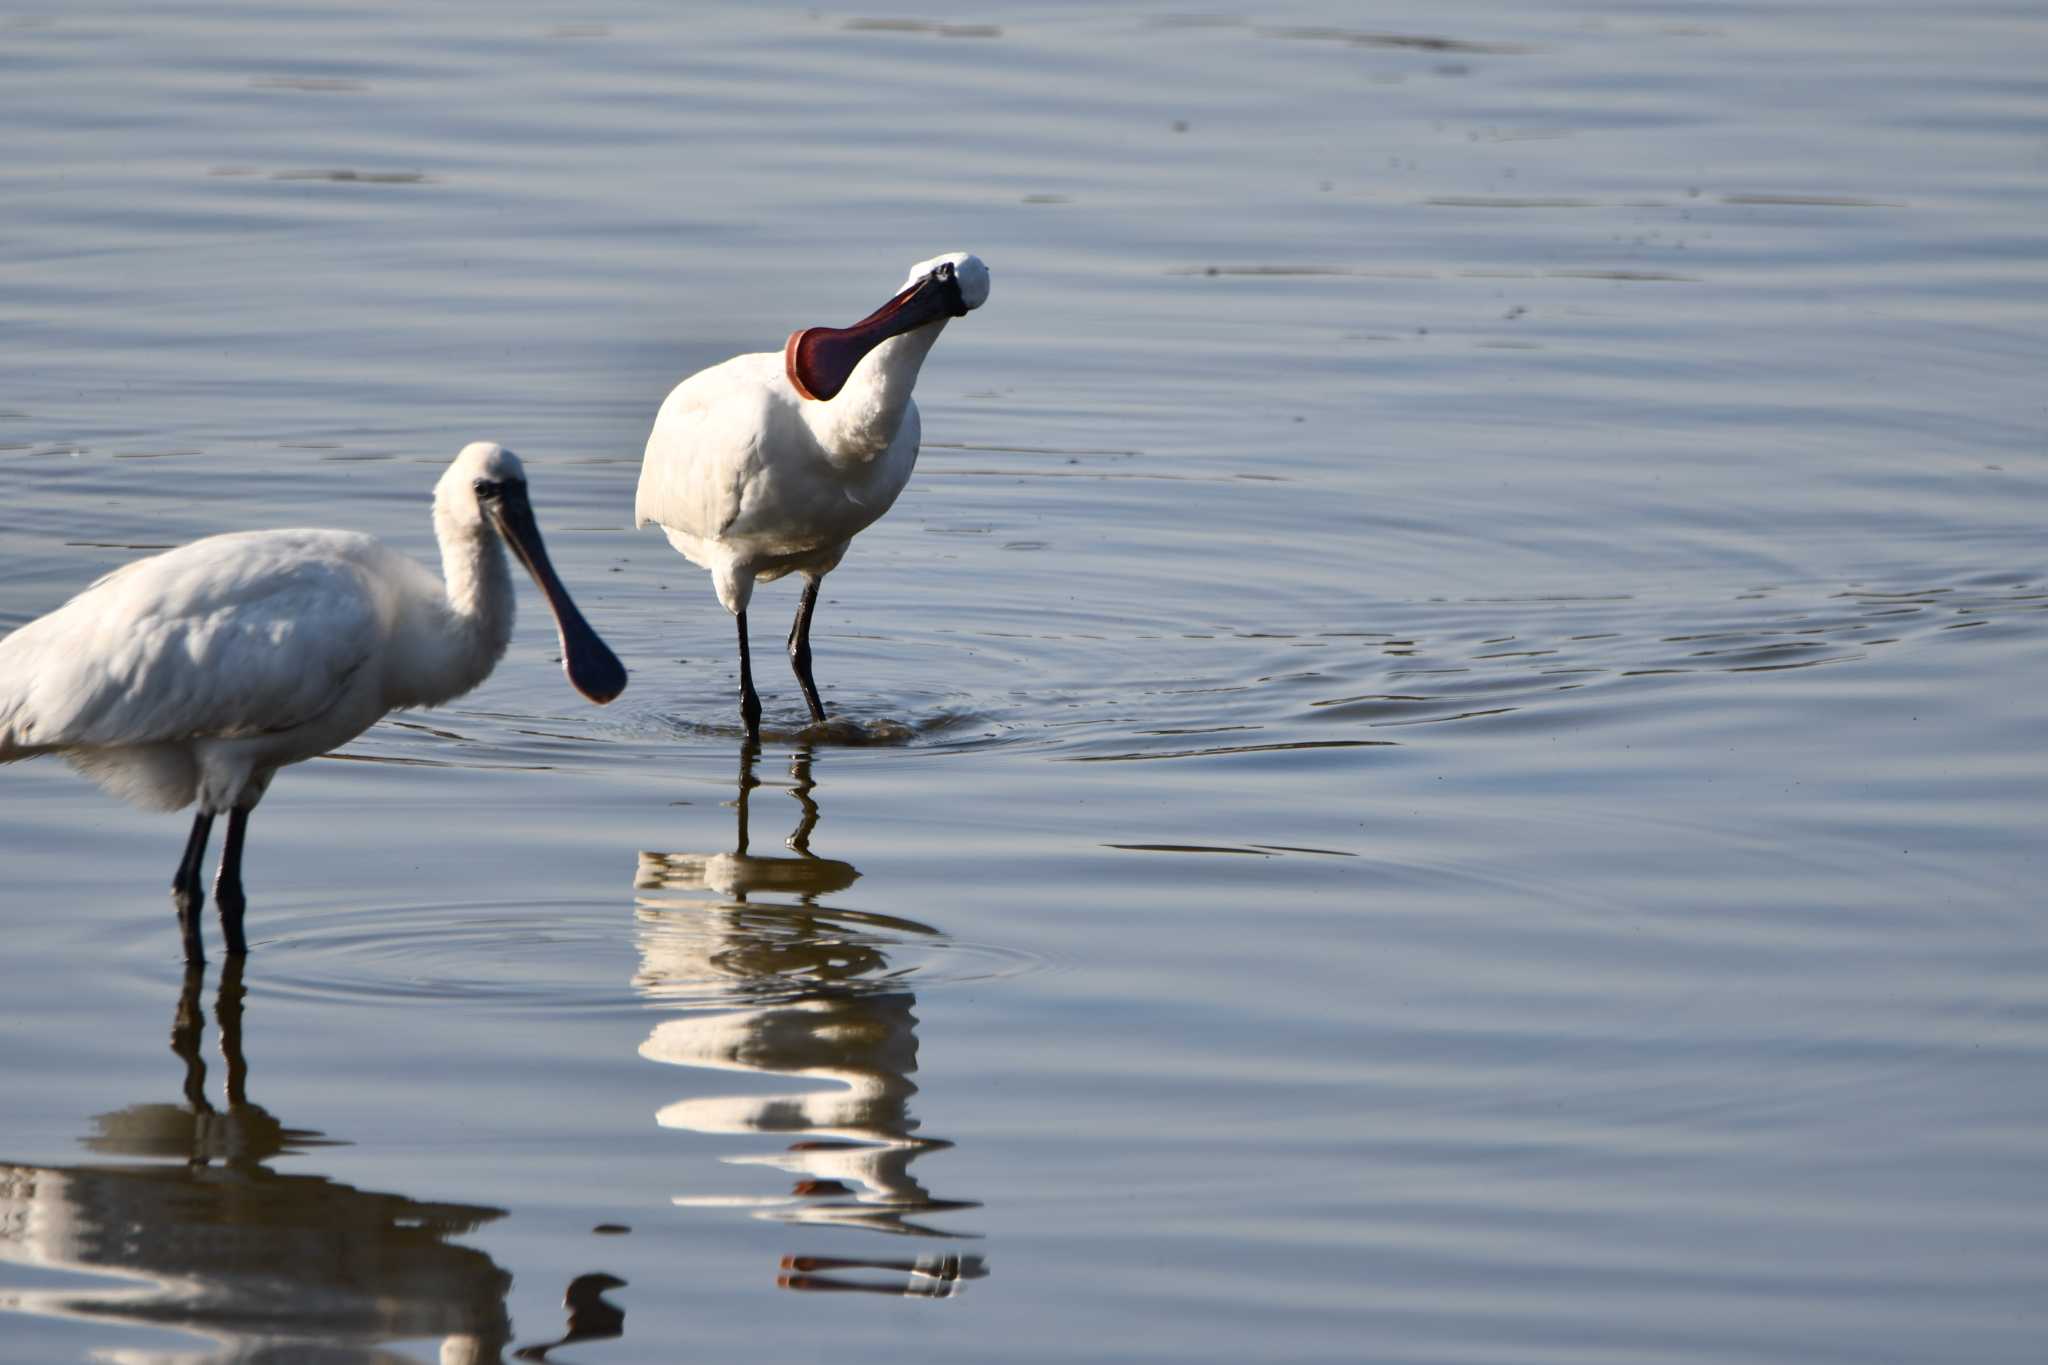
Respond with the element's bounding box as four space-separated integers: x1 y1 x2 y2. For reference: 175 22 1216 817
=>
0 442 627 961
635 252 990 738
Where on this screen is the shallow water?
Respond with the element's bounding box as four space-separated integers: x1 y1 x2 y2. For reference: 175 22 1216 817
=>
3 1 2045 1361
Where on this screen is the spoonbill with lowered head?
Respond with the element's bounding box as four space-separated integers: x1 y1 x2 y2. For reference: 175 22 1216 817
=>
0 441 628 961
634 252 990 738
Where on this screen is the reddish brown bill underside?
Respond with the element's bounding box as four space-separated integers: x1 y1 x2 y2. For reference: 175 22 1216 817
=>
785 274 958 402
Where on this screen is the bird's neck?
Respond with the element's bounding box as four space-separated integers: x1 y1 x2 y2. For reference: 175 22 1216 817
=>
807 319 947 463
405 512 515 708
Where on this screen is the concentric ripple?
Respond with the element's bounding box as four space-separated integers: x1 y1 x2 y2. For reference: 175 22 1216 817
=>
252 899 644 1013
243 895 1052 1014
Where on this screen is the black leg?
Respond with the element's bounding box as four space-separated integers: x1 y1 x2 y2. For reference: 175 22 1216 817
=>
173 812 215 963
788 577 827 726
736 608 763 740
214 806 251 957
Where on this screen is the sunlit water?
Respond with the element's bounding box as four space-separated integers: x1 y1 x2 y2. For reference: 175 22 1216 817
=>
3 1 2044 1361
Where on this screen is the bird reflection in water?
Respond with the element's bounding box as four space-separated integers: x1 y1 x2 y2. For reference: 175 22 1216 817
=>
779 1250 989 1299
512 1271 627 1361
634 741 986 1295
0 961 517 1362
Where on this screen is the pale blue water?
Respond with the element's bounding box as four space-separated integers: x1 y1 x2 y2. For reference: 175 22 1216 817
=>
2 2 2045 1361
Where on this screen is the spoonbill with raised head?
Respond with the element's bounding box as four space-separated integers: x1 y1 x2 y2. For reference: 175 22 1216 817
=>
634 252 990 738
0 441 628 961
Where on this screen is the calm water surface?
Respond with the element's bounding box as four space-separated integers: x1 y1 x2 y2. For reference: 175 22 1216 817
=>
3 2 2045 1361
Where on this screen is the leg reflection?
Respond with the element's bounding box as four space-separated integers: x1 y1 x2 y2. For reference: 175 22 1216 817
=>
634 743 986 1291
1 964 515 1359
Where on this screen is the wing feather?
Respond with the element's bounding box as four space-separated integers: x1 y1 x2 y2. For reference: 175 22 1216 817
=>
634 353 780 544
0 530 386 755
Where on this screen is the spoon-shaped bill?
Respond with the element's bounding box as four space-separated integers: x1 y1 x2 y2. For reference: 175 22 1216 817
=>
784 267 968 403
489 489 629 704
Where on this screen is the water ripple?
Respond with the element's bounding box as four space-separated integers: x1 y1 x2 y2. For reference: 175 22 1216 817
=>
253 900 636 1013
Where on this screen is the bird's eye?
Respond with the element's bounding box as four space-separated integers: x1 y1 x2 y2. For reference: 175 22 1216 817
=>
472 478 503 499
935 262 955 281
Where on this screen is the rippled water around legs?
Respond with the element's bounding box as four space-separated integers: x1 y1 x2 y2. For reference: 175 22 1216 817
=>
3 1 2046 1362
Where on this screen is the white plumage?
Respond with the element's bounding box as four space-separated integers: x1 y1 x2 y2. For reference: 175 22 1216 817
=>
635 251 990 736
635 349 910 617
7 529 443 814
0 441 626 959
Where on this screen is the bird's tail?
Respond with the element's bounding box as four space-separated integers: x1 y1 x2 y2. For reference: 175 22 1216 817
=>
0 617 61 762
0 665 31 761
0 702 53 763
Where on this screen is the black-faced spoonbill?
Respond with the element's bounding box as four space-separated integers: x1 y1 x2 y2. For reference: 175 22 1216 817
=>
634 252 990 738
0 441 628 961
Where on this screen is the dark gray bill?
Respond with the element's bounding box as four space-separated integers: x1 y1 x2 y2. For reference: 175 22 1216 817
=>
784 266 968 403
490 487 628 704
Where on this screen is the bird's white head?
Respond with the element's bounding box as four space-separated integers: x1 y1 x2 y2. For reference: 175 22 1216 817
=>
785 252 990 402
904 251 991 312
436 441 529 526
431 440 627 705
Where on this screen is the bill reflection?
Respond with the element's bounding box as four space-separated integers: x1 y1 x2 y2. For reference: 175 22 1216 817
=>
511 1271 627 1361
633 743 985 1294
0 961 515 1363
